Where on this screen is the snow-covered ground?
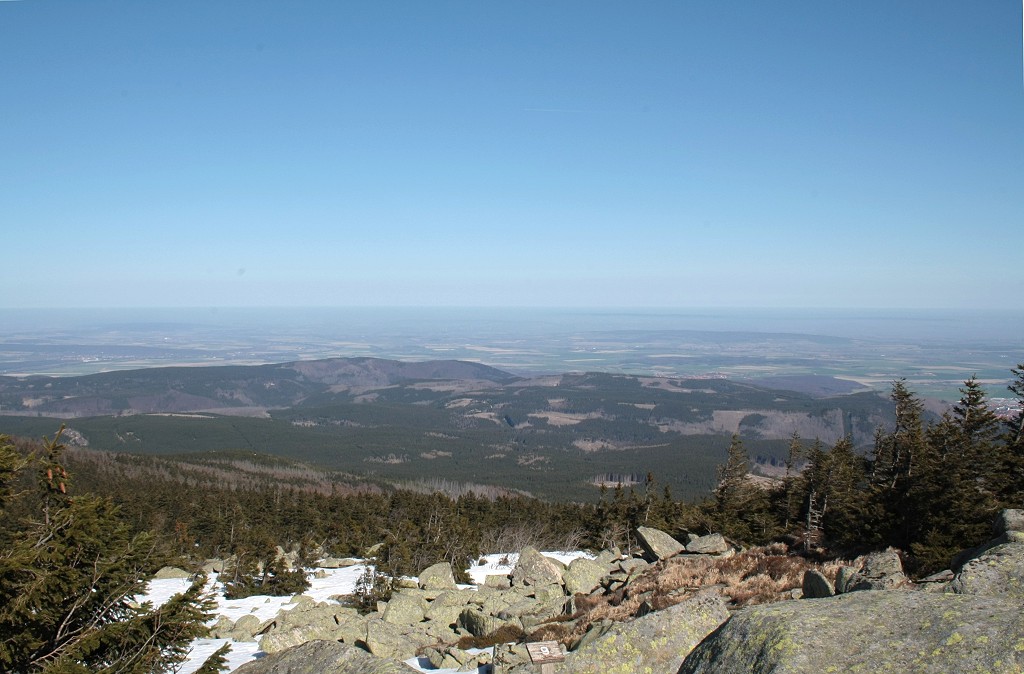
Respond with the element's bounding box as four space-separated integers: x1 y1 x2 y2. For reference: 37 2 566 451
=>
147 552 591 674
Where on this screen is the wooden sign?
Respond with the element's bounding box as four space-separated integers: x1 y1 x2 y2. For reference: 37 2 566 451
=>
526 641 566 664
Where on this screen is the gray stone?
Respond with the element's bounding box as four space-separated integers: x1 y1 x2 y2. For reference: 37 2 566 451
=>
994 508 1024 535
558 591 728 674
678 590 1024 674
510 546 564 587
847 549 908 591
834 565 857 594
381 591 426 625
484 573 511 588
531 583 566 602
492 642 533 674
234 639 419 674
364 619 430 661
458 606 522 637
207 615 234 639
152 566 191 579
618 557 649 575
259 613 366 654
319 557 360 569
636 526 685 560
229 613 261 641
505 595 568 630
950 541 1024 600
563 557 606 595
800 569 834 599
424 589 474 626
685 533 731 555
418 561 458 590
258 602 365 653
202 558 226 574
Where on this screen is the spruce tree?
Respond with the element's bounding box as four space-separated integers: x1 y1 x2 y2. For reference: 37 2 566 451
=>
0 430 224 673
996 363 1024 504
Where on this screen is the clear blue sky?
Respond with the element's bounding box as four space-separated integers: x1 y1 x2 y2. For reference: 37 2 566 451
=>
2 1 1021 309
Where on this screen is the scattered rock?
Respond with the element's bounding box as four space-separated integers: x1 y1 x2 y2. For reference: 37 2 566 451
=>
636 526 685 560
800 569 834 599
152 566 191 579
229 614 261 641
842 549 909 592
995 508 1024 535
484 574 511 588
510 547 565 588
234 639 419 674
418 561 458 590
563 557 606 595
685 533 730 555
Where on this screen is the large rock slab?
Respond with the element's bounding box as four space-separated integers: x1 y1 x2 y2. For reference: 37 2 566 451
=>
636 526 685 560
381 591 427 625
259 602 365 653
234 639 419 674
800 570 833 599
995 509 1024 535
678 591 1024 673
563 557 606 595
418 561 458 591
949 541 1024 600
364 618 431 661
510 547 565 588
842 549 908 592
558 591 728 674
685 533 730 555
152 566 191 579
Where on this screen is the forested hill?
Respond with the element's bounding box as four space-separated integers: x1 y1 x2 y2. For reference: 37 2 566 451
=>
0 356 519 415
0 357 898 501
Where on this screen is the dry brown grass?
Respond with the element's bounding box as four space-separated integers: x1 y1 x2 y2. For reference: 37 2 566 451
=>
555 543 847 646
462 544 857 652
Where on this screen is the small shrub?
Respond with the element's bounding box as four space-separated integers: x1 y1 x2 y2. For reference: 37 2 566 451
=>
350 566 393 611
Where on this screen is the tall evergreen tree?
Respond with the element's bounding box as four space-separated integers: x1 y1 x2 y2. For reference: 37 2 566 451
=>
0 431 223 673
996 363 1024 505
866 380 927 548
797 437 868 552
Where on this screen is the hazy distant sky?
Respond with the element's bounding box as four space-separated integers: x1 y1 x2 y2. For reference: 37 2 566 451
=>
2 1 1021 310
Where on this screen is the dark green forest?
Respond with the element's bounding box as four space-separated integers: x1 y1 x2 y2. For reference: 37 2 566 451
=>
2 366 1023 672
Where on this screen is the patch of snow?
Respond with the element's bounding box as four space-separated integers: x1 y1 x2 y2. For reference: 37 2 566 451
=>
142 553 591 673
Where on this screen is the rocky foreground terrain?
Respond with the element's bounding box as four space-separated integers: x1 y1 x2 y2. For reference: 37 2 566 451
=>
178 509 1024 674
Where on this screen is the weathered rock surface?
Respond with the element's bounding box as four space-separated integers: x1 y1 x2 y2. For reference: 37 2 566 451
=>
510 547 565 587
364 618 431 661
995 508 1024 535
560 591 728 674
636 526 685 560
800 569 833 599
678 591 1024 674
258 602 365 653
152 566 191 579
837 548 908 592
949 541 1024 599
418 561 458 590
685 533 730 555
234 639 419 674
381 591 427 625
563 557 606 595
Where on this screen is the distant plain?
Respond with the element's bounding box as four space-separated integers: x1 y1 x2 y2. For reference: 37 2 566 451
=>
2 307 1020 401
